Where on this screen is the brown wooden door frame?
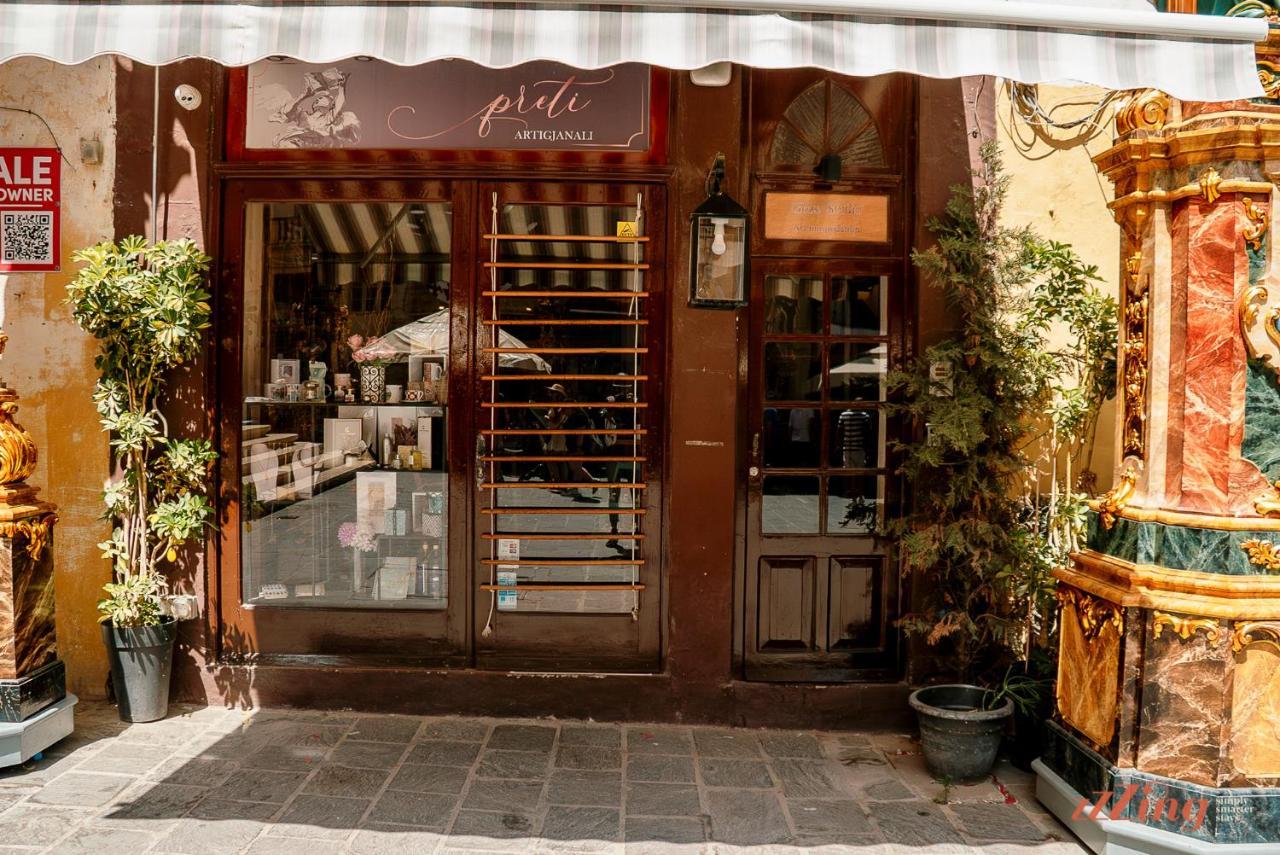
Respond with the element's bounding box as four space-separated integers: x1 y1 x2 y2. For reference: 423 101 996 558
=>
471 180 667 673
215 177 476 665
743 255 903 682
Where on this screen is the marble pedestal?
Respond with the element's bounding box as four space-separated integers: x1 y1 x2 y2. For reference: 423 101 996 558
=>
0 692 76 769
1036 721 1280 852
0 500 68 750
1043 45 1280 852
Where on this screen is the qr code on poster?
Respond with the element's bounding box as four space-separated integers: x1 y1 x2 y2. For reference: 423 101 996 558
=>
1 211 53 265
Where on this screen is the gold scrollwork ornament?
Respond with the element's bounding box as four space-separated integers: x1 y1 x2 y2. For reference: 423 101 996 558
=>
1092 462 1139 530
1233 620 1280 653
1115 89 1171 136
0 387 38 488
1057 587 1124 641
1241 538 1280 571
1259 59 1280 101
1152 611 1222 644
1200 167 1224 205
0 512 57 560
1244 196 1270 253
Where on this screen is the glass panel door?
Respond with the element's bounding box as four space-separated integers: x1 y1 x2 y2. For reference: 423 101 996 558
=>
745 260 899 681
474 183 662 672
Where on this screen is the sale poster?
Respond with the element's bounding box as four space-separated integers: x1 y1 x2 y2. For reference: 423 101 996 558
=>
0 147 60 272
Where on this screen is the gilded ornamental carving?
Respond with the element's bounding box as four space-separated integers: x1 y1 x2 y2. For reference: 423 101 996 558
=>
1120 249 1149 463
1232 620 1280 652
1259 59 1280 101
1057 587 1124 641
1241 538 1280 572
1245 196 1270 253
1115 89 1170 136
1153 611 1222 644
1199 167 1224 205
0 333 37 490
0 329 58 549
0 512 58 561
1092 462 1138 530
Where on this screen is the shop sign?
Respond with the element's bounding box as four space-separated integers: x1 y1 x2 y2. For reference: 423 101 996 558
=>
0 147 60 272
246 59 651 152
764 192 889 243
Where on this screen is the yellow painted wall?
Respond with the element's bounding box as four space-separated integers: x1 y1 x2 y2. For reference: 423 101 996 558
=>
997 82 1121 491
0 58 115 698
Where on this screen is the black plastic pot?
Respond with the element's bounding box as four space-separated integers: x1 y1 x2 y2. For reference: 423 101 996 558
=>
909 684 1013 783
101 616 176 723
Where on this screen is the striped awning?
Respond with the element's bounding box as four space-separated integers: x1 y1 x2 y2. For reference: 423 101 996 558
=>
0 1 1268 101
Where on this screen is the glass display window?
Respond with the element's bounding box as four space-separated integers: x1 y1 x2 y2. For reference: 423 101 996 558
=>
240 201 453 609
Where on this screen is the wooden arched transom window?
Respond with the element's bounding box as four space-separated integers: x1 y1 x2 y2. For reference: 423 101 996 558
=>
769 80 886 172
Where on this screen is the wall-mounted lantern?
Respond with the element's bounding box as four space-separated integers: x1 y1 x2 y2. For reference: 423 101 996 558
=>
689 154 749 308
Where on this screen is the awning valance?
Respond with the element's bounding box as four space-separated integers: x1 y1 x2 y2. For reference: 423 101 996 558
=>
0 1 1268 101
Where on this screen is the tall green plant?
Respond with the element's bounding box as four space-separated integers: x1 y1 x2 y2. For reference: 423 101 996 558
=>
67 237 217 627
884 143 1116 683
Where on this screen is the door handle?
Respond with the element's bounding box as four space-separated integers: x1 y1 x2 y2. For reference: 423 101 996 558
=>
476 435 487 489
749 432 760 480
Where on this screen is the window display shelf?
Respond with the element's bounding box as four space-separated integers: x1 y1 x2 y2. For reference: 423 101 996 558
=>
245 399 446 411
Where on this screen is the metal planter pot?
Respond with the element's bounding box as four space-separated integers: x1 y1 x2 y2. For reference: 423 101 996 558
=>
909 684 1013 783
101 616 177 723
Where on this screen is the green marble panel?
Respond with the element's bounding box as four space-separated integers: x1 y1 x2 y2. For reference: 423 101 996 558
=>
1242 358 1280 484
1086 512 1279 576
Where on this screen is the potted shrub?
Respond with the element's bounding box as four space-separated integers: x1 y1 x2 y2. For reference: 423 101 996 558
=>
67 237 216 723
886 143 1115 782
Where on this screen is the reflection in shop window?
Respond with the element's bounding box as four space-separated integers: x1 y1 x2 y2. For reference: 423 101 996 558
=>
240 201 453 609
830 275 886 336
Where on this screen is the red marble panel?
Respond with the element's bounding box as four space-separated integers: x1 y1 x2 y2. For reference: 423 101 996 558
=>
1165 207 1188 505
1179 198 1244 514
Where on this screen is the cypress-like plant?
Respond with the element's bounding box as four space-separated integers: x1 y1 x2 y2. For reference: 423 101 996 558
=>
885 142 1115 686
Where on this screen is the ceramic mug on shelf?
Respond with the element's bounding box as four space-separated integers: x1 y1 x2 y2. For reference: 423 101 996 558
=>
386 384 403 403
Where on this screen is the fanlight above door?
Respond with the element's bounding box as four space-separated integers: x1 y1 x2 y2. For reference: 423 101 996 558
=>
769 80 886 174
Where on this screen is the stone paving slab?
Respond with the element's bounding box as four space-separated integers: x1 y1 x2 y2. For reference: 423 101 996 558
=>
0 700 1086 854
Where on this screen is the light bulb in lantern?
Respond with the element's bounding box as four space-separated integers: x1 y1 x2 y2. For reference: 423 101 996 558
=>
711 219 727 255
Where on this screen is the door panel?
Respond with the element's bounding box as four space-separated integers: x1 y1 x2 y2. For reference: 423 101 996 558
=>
758 558 816 651
473 182 664 672
828 557 884 652
745 258 900 681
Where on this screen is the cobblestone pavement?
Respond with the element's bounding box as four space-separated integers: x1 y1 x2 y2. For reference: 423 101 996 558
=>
0 700 1087 854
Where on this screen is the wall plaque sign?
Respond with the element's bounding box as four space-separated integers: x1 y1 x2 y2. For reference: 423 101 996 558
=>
246 59 651 152
0 148 59 272
764 192 889 243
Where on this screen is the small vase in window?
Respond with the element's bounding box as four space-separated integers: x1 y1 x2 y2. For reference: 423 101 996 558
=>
359 363 386 403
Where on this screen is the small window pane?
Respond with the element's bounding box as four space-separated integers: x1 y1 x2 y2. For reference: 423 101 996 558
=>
765 342 821 401
831 275 885 336
765 275 823 334
829 342 886 402
827 476 882 535
763 475 820 534
763 408 820 469
828 408 882 469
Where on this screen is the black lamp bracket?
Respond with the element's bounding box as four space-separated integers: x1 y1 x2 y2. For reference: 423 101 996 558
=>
705 153 727 198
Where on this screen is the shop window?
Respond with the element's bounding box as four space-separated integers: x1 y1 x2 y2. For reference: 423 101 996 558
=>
240 201 452 608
